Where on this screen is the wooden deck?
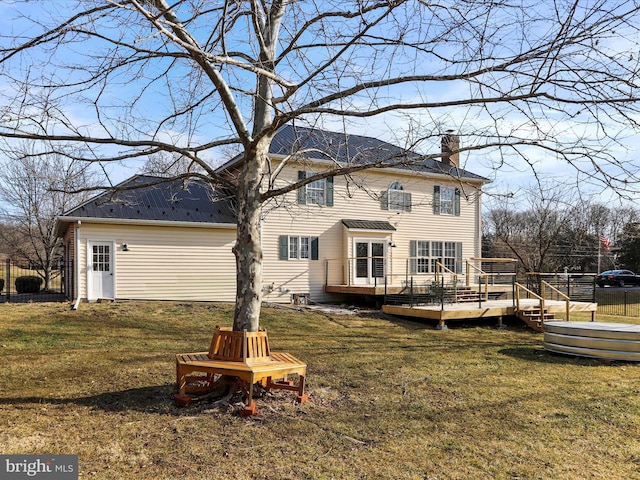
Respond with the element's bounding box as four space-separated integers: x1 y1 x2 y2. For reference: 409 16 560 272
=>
381 299 597 328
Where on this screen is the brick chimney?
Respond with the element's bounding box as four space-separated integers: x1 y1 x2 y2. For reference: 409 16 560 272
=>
441 130 459 168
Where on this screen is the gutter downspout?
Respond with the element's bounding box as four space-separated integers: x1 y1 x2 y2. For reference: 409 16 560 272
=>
72 220 82 310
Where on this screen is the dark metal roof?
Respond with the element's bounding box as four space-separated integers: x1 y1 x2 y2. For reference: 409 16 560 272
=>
60 175 236 224
266 124 488 182
342 219 396 231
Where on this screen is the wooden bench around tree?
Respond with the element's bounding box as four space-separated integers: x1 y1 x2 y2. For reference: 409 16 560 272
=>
174 326 308 415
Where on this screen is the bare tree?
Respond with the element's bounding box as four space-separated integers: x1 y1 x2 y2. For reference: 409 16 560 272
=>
1 1 640 330
617 221 640 271
141 151 208 178
0 145 95 289
484 182 638 273
485 183 582 273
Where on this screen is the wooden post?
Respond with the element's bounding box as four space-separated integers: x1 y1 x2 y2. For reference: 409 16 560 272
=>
6 258 10 303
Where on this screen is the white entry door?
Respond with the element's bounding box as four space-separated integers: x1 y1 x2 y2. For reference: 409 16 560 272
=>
354 240 386 285
88 242 114 300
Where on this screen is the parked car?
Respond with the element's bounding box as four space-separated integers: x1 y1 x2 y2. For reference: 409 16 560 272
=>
595 270 640 287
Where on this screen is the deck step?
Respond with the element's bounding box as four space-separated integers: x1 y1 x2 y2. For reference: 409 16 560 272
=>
517 308 556 332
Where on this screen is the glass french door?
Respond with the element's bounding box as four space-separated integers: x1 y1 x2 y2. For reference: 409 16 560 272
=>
354 240 386 285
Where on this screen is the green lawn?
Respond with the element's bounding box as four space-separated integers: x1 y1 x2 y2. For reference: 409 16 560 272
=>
1 302 639 479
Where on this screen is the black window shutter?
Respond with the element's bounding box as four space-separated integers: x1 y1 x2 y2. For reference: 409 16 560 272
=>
311 237 319 260
433 186 440 215
404 192 412 212
456 242 463 273
409 240 417 274
279 236 289 260
326 177 334 207
380 191 389 210
297 171 306 205
454 188 461 216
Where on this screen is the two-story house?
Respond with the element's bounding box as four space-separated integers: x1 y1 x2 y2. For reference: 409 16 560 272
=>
55 125 489 304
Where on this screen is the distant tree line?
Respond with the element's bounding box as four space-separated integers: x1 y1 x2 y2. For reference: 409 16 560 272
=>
483 183 640 275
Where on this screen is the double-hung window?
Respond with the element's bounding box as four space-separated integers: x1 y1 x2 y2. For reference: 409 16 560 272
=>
279 235 319 260
410 240 462 274
297 171 334 206
433 186 460 216
415 240 430 274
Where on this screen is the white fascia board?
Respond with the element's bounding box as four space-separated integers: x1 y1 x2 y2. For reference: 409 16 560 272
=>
56 216 237 230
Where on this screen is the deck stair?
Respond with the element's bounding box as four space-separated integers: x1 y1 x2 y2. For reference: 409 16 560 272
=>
454 286 480 303
517 307 556 332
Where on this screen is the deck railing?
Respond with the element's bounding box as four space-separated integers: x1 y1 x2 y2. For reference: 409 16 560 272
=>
324 256 518 292
515 280 571 323
541 281 571 321
515 282 545 319
465 262 489 302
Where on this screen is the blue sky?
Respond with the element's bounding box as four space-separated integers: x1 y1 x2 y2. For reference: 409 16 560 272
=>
1 0 639 208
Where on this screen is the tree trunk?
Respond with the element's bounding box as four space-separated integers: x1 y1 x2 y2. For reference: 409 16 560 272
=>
232 141 269 332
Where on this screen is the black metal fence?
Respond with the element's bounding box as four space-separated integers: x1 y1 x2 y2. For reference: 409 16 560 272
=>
527 273 640 317
0 258 72 303
525 274 596 302
386 272 640 318
595 289 640 317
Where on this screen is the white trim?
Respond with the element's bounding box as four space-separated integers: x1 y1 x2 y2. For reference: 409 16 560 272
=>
58 216 236 230
352 237 390 285
72 221 82 310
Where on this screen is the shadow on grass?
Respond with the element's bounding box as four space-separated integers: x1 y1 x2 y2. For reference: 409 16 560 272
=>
0 384 186 414
499 346 608 366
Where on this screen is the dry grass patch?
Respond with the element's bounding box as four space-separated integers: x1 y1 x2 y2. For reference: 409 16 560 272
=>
1 302 639 479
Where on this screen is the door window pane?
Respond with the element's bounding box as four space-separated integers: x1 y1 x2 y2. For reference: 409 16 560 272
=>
92 245 110 272
371 242 384 278
356 242 369 278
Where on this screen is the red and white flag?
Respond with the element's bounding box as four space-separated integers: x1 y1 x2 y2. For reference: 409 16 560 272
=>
600 232 610 250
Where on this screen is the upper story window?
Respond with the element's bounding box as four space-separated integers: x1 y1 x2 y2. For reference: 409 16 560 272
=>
433 186 460 216
297 171 334 206
381 181 412 212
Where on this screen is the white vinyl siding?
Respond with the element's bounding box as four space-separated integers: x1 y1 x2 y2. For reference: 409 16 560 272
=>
262 162 482 302
68 160 482 304
76 223 237 302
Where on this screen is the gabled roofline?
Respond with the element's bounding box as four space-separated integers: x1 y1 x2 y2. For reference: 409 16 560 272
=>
215 127 490 184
